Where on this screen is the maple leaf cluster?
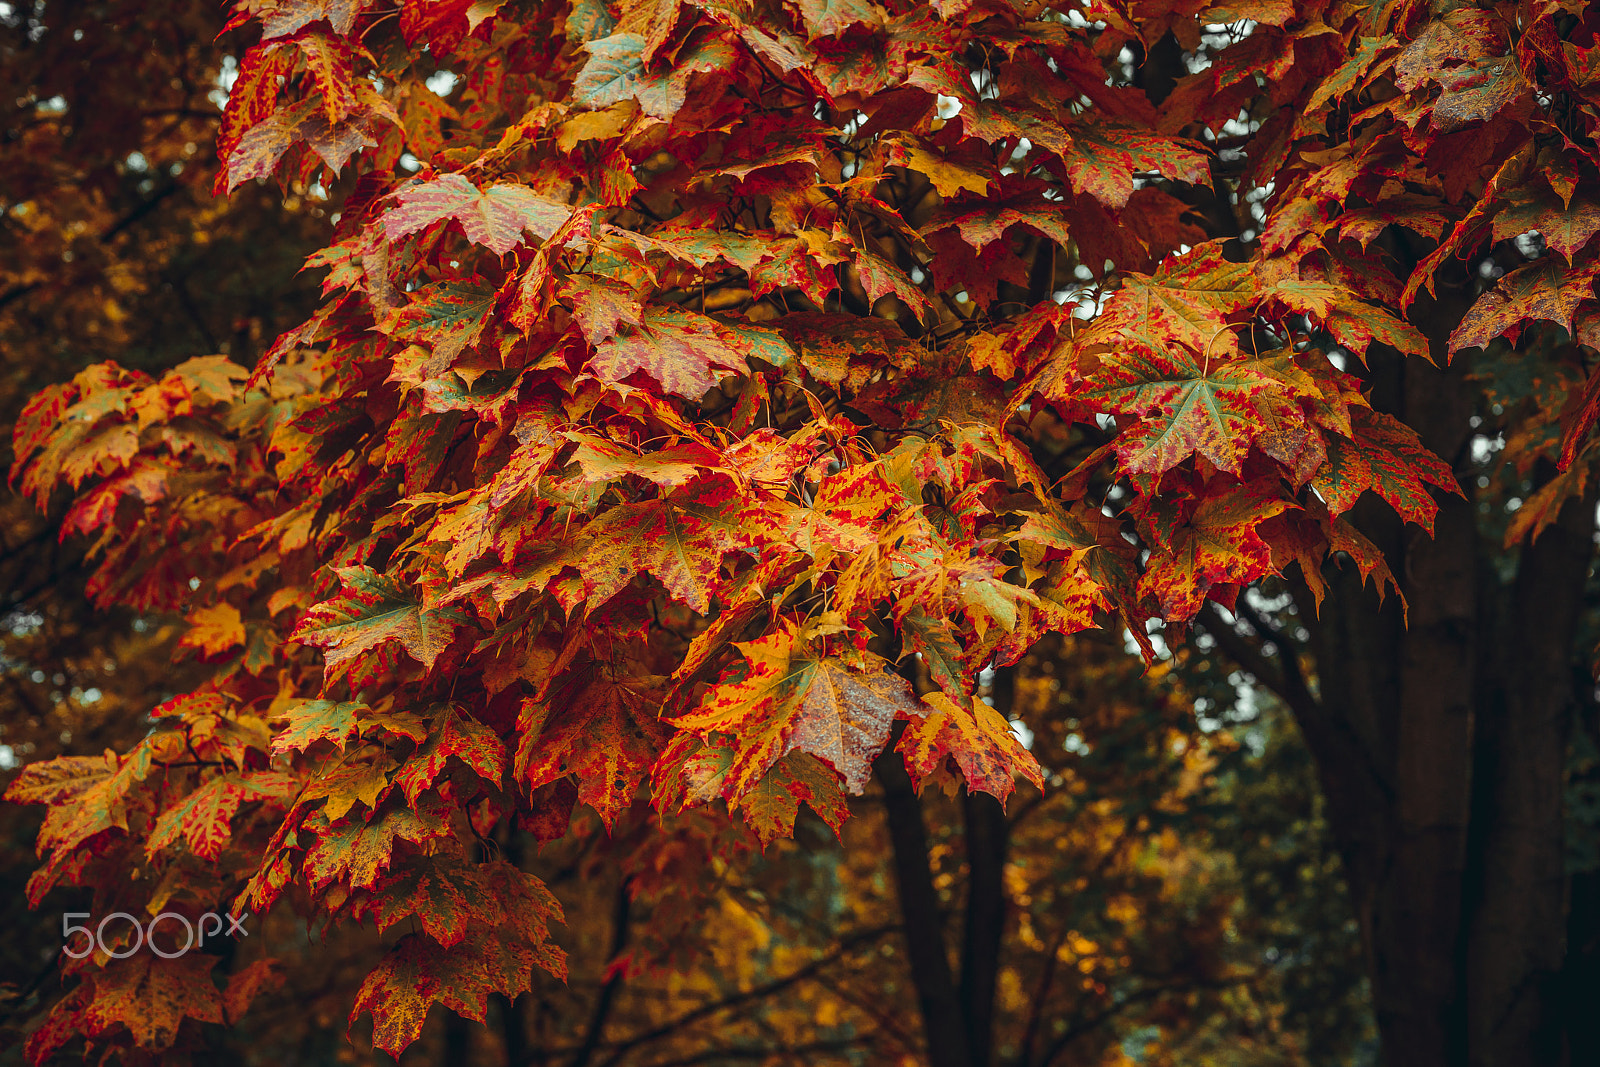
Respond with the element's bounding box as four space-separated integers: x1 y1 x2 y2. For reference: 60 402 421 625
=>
16 0 1600 1057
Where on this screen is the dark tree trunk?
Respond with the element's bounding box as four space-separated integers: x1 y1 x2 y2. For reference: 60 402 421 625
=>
443 1009 475 1067
959 791 1006 1067
1227 270 1596 1067
877 726 974 1067
1564 671 1600 1065
960 666 1015 1067
1465 483 1593 1066
1563 865 1600 1066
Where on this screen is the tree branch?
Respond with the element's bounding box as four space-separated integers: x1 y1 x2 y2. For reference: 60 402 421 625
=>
1034 975 1259 1067
585 926 894 1067
568 880 632 1067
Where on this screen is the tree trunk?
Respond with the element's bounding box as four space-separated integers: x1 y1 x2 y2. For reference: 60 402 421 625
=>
877 727 974 1067
960 665 1015 1067
1465 482 1594 1066
1298 339 1476 1067
1262 276 1595 1066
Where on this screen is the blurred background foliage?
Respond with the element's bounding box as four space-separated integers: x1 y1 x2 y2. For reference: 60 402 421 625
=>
0 1 1373 1064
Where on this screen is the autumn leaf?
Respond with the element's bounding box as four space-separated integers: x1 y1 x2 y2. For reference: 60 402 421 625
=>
300 796 455 890
295 33 362 124
146 771 297 861
349 922 564 1057
261 0 365 39
897 691 1043 806
293 566 470 674
587 307 755 399
363 853 504 949
377 280 497 376
1450 258 1598 354
14 0 1565 1056
1137 482 1293 621
1101 244 1256 354
673 631 921 798
382 173 574 254
222 960 287 1026
1078 346 1296 477
528 476 754 613
899 605 972 698
792 0 883 39
882 134 992 197
1314 409 1461 529
393 707 508 802
179 602 246 658
400 0 505 54
928 190 1075 253
82 955 223 1049
1505 462 1589 548
271 699 363 754
224 97 386 192
6 752 129 902
573 32 738 119
736 750 850 844
1324 303 1432 364
516 667 670 828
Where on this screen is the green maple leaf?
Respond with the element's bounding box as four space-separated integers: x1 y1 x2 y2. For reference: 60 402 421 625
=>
293 566 470 674
271 699 363 754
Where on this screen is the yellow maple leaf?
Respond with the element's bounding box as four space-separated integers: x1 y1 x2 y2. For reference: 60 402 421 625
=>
180 602 246 658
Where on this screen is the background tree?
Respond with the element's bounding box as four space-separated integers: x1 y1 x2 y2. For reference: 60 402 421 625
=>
6 0 1598 1066
0 0 333 1043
